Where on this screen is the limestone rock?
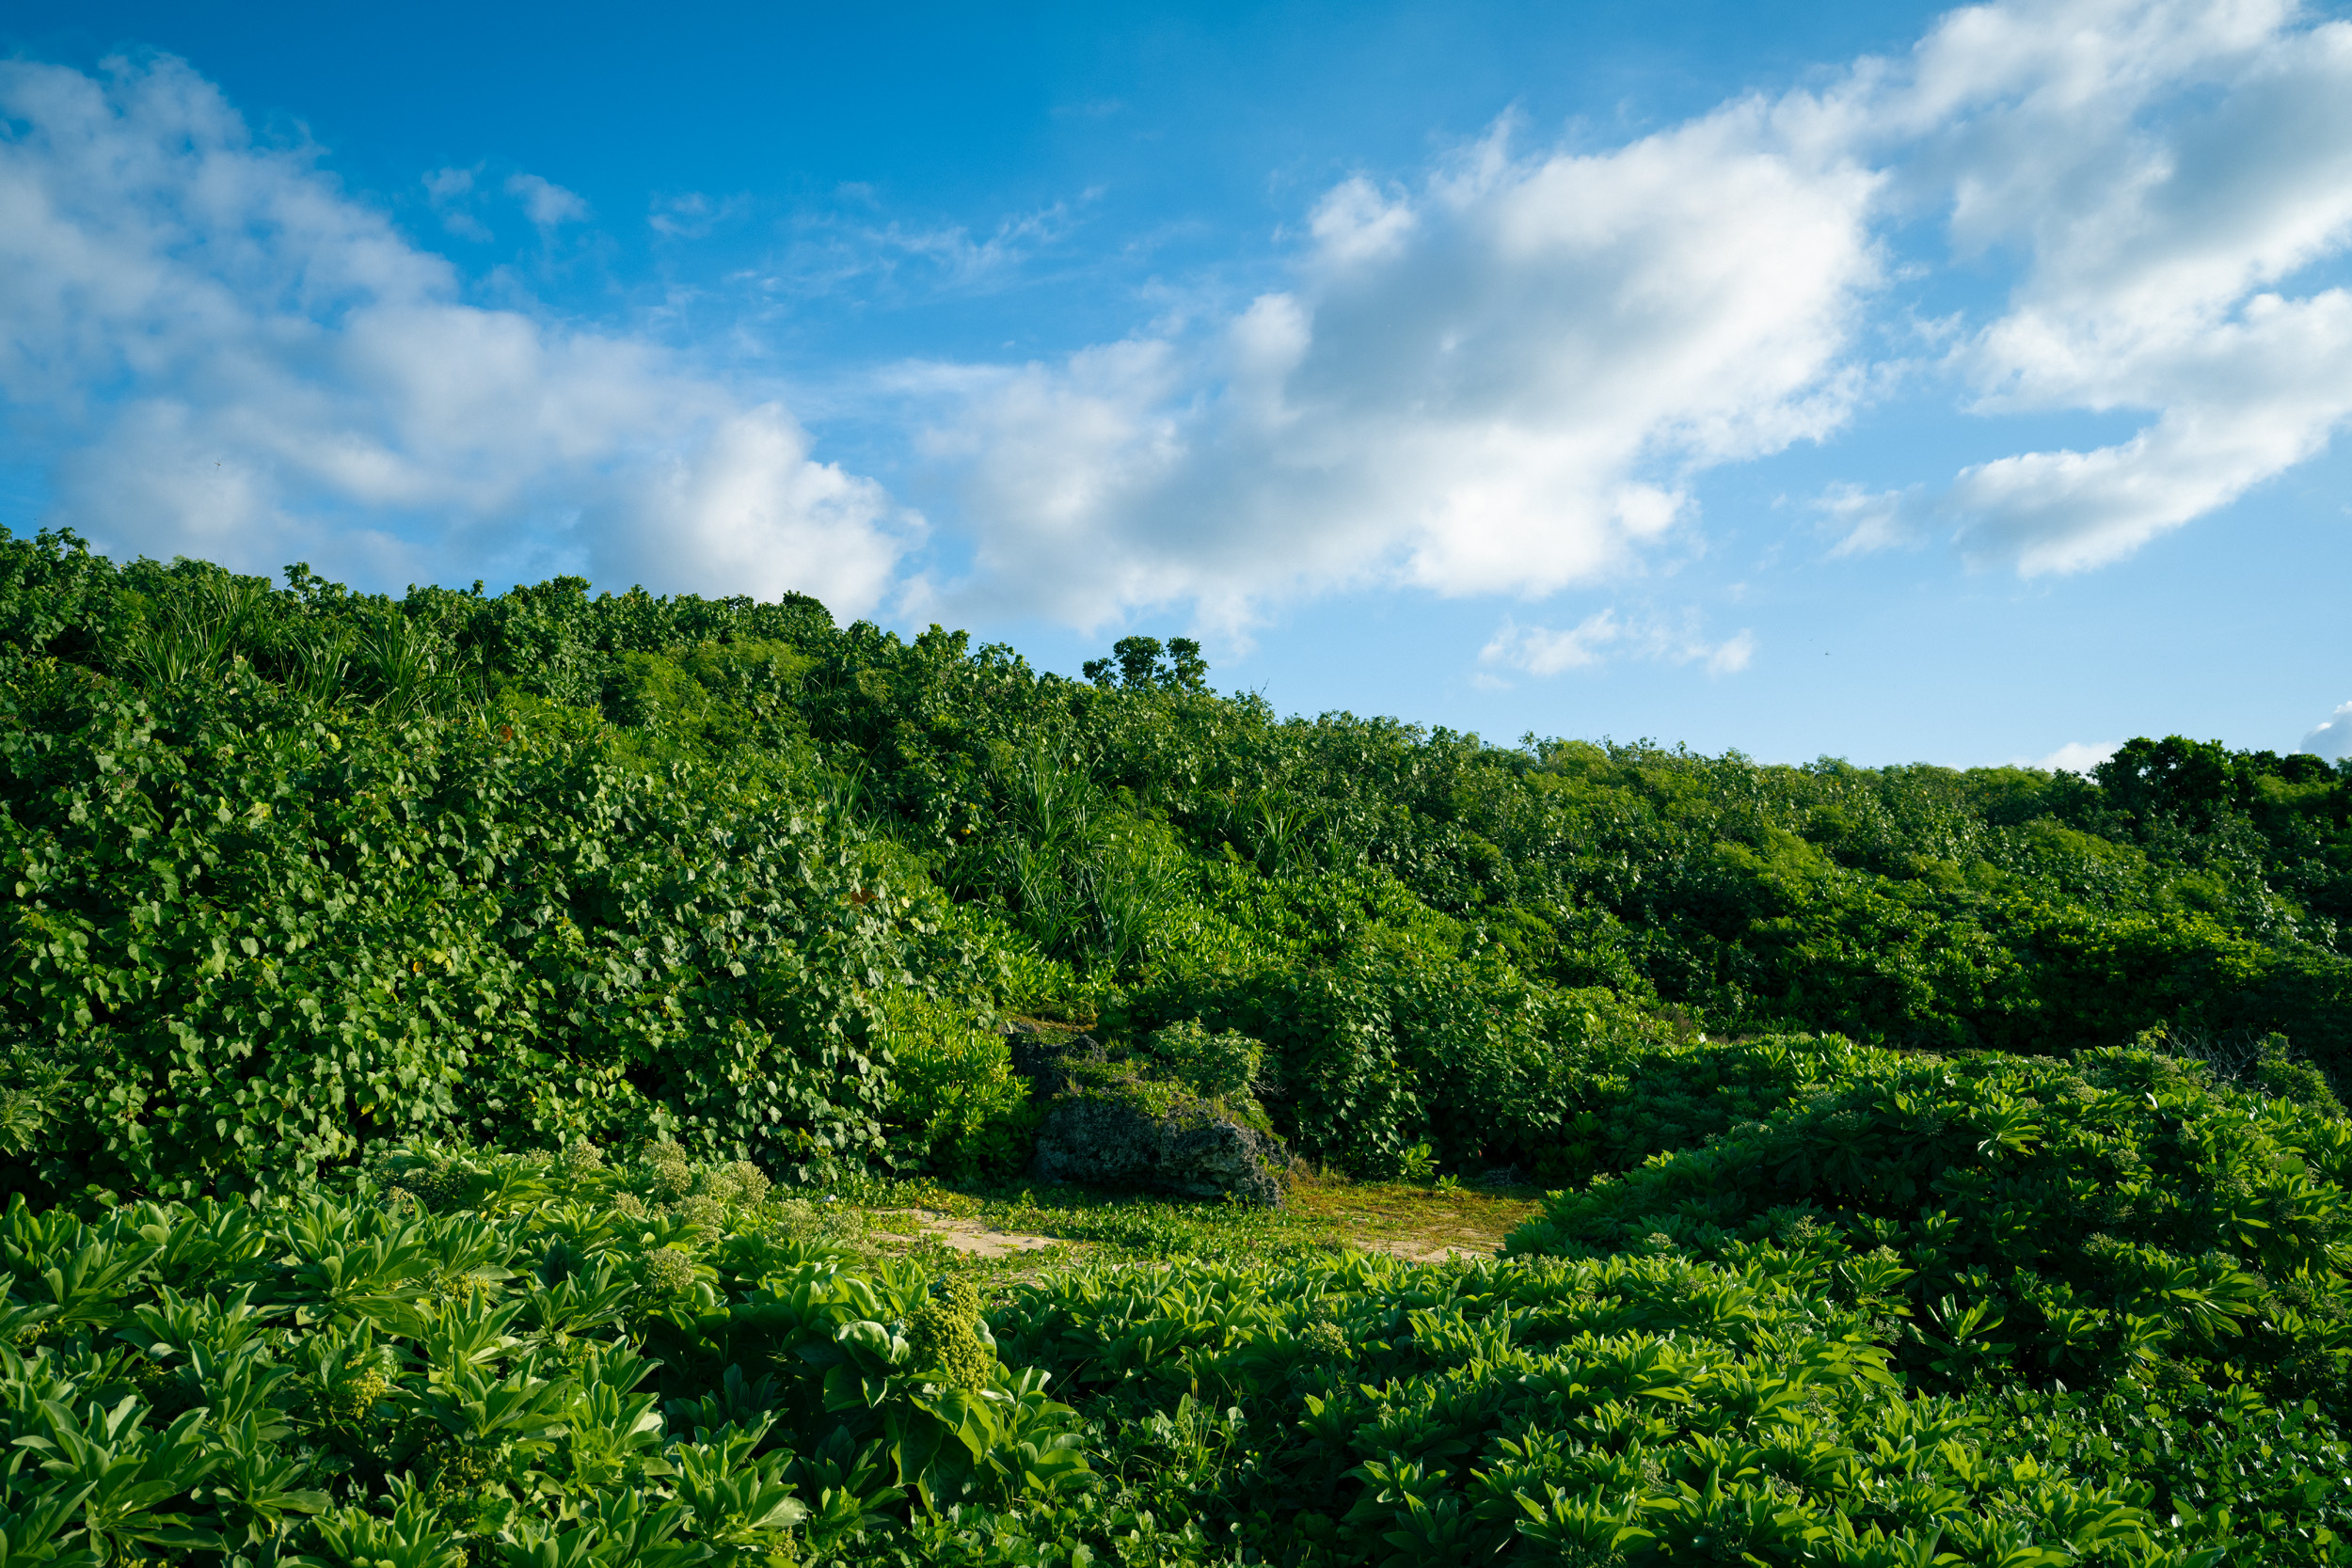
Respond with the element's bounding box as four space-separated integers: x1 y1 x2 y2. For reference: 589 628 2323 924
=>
1007 1020 1292 1206
1006 1023 1104 1096
1030 1067 1290 1207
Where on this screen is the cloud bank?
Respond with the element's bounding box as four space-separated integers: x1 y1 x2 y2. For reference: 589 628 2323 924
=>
1826 0 2352 573
923 107 1883 628
919 0 2352 632
0 55 913 610
8 0 2352 647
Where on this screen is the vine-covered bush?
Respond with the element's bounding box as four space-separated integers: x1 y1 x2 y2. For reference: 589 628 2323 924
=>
0 657 920 1199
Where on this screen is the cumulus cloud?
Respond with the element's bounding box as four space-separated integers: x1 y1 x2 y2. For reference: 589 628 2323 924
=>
2302 703 2352 761
923 0 2352 628
582 404 900 609
0 55 912 610
1826 0 2352 572
923 108 1883 627
1481 609 1755 677
2032 740 2120 774
15 2 2352 640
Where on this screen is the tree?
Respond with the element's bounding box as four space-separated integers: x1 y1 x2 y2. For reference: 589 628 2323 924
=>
1082 635 1208 692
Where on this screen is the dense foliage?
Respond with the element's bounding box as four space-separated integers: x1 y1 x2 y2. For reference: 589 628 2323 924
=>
0 1145 1120 1568
10 1135 2346 1567
8 528 2352 1564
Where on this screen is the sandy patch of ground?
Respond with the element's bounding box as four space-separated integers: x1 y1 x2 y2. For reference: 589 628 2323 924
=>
853 1177 1539 1275
871 1209 1066 1259
1371 1236 1501 1263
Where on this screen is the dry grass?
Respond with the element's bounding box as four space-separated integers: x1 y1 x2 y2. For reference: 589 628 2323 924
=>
840 1168 1546 1282
1281 1171 1545 1261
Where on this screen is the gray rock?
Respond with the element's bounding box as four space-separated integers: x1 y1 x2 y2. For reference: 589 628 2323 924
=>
1030 1072 1291 1207
1005 1022 1103 1096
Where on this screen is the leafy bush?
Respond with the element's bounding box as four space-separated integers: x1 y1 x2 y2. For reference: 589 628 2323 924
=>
0 1145 1113 1567
0 658 912 1198
874 991 1037 1183
994 1248 2295 1564
1138 1019 1266 1099
1508 1043 2352 1402
1122 934 1677 1179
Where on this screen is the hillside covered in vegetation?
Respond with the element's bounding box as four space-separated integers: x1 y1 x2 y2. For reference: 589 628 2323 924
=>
6 528 2352 1566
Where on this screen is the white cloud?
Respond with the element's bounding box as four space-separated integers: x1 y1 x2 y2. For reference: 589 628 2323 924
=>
2033 740 2120 774
1482 611 1620 674
0 55 913 610
2302 703 2352 761
582 404 903 610
506 171 588 229
649 191 739 240
755 199 1087 305
16 2 2352 638
422 166 492 241
1819 481 1917 557
422 166 475 203
925 108 1883 627
1828 0 2352 572
927 0 2352 626
1480 608 1754 677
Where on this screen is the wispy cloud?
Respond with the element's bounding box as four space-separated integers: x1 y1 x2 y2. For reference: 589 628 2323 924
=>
421 166 492 240
648 191 747 241
1481 610 1755 677
505 171 589 230
752 199 1092 304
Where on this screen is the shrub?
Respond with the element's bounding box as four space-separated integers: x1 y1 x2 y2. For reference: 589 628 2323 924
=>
994 1248 2313 1563
0 1144 1108 1567
1507 1044 2352 1402
875 990 1037 1181
1139 1018 1266 1098
0 663 906 1198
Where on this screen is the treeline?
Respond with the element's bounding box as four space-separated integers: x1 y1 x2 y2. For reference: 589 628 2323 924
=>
5 528 2351 1198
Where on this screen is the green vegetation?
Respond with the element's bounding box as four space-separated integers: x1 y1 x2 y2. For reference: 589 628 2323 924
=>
8 526 2352 1562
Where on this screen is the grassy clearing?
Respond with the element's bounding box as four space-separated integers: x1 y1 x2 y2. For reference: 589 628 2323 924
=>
799 1173 1545 1290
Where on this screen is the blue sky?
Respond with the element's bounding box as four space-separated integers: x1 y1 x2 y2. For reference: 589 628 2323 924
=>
5 0 2352 768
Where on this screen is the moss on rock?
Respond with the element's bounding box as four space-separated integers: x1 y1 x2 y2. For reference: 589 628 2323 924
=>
1032 1071 1290 1206
1009 1021 1293 1205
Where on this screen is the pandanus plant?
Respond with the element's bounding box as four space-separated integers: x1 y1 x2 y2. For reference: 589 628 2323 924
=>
346 604 463 720
113 574 270 692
